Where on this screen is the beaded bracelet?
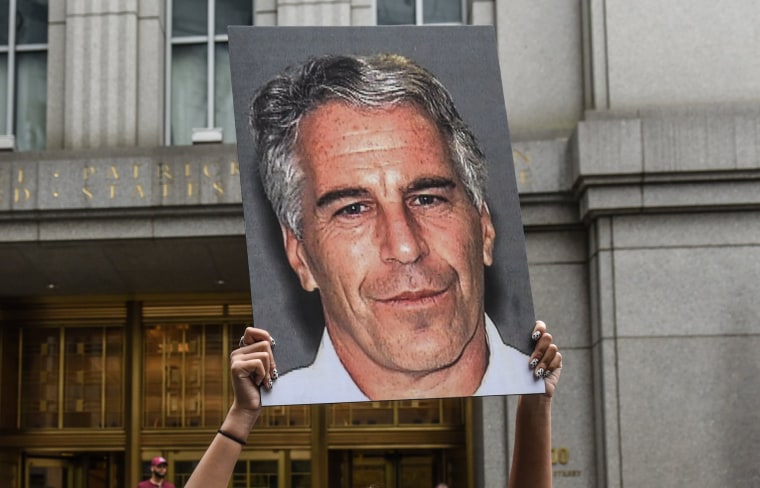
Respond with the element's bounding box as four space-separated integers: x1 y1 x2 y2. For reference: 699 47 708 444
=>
217 429 247 446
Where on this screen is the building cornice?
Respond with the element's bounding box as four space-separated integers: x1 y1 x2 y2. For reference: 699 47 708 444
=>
571 104 760 223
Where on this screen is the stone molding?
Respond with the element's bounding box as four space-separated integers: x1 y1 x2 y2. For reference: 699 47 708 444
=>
0 144 242 214
573 104 760 223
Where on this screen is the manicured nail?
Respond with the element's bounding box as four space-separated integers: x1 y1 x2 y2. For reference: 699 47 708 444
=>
543 370 552 378
529 358 539 369
535 367 545 378
272 368 279 380
270 337 276 348
531 330 541 341
267 379 273 389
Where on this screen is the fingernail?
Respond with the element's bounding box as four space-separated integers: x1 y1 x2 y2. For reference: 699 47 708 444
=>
267 379 273 389
529 358 539 369
531 330 541 341
543 370 552 378
270 337 276 348
272 368 279 380
535 367 545 378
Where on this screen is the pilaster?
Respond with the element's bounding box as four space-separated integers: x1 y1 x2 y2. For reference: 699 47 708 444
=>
576 104 760 487
63 0 141 148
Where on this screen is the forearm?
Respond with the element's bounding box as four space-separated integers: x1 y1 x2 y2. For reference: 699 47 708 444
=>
508 394 552 488
184 405 260 488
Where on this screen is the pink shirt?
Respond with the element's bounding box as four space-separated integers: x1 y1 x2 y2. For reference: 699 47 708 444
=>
137 480 176 488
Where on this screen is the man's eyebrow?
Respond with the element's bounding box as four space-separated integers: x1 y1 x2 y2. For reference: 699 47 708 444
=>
316 187 369 208
406 176 456 193
315 177 456 208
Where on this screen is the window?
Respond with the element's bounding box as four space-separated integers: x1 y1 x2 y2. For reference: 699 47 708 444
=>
143 322 226 428
142 318 311 430
232 459 279 488
0 0 48 151
166 0 253 145
377 0 465 25
20 325 124 429
329 399 464 427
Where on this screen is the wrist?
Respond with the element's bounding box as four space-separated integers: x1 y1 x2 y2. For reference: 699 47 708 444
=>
221 403 260 440
518 392 553 412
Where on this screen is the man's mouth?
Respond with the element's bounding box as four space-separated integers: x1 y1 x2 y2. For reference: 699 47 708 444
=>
378 288 448 306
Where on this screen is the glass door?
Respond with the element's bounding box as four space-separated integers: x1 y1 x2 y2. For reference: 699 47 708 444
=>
26 453 121 488
168 449 308 488
26 458 72 488
329 449 445 488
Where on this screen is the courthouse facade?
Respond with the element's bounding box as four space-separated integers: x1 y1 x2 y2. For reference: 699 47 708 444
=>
0 1 758 488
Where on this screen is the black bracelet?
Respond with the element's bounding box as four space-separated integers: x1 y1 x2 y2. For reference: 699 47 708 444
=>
217 429 247 446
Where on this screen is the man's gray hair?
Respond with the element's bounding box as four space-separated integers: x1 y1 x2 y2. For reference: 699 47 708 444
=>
249 53 487 238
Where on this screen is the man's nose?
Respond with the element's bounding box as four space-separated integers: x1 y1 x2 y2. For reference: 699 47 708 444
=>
378 205 428 264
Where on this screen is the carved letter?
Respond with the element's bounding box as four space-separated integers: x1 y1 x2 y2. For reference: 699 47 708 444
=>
83 166 96 181
14 169 32 202
519 169 531 185
513 148 531 165
159 163 173 180
14 188 32 203
203 163 219 178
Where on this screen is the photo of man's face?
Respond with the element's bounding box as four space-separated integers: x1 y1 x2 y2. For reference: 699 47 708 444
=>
283 102 496 391
229 26 543 405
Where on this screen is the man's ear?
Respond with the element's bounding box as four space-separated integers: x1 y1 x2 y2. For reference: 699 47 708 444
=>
480 203 496 267
281 225 319 291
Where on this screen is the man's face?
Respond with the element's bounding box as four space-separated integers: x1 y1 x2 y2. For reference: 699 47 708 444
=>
152 463 167 479
283 101 495 374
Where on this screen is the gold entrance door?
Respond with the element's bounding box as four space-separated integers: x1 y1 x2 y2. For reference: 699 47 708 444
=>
329 450 444 488
168 449 310 488
26 454 121 488
26 458 72 488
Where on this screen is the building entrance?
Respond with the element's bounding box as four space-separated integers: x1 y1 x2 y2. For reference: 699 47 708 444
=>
1 297 470 488
328 449 462 488
26 453 121 488
161 449 311 488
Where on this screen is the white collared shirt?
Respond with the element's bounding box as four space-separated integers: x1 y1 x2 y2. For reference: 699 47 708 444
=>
263 315 544 406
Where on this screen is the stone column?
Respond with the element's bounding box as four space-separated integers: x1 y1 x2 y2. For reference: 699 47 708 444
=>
494 0 584 139
472 396 509 488
576 106 760 487
46 1 67 149
137 0 166 147
473 134 596 487
58 0 165 149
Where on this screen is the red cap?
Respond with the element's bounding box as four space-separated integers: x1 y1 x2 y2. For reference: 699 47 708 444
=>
151 457 168 467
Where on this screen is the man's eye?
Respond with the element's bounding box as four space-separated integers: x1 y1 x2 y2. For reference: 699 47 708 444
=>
412 195 442 206
336 202 366 216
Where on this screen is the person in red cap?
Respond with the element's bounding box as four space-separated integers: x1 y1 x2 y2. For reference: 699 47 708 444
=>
137 456 176 488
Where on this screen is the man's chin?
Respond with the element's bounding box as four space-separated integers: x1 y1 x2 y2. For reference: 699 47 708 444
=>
387 348 461 375
390 325 483 374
